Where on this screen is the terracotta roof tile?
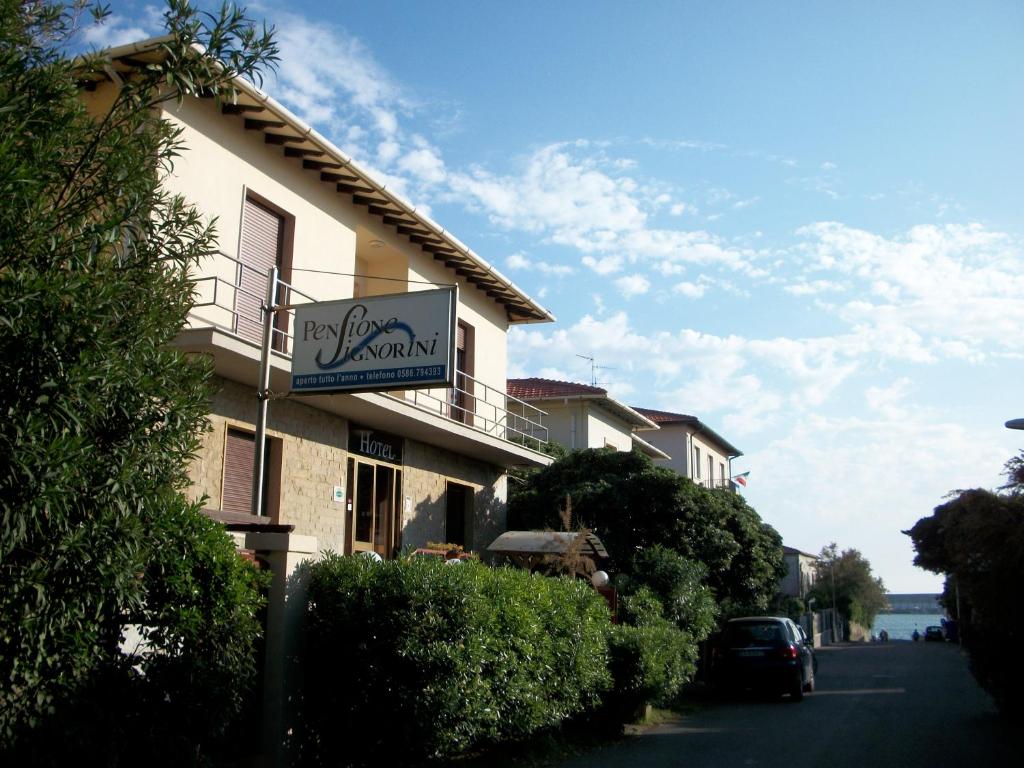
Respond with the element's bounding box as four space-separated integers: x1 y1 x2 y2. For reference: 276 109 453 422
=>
507 378 607 399
633 407 697 425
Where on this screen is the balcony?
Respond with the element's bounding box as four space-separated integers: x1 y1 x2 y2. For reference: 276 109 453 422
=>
697 478 739 492
186 251 549 463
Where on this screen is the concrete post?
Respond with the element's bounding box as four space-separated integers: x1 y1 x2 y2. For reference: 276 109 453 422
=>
244 531 318 768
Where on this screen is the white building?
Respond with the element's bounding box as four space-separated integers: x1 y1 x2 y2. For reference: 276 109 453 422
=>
632 408 742 489
507 378 668 460
781 546 819 599
81 37 555 762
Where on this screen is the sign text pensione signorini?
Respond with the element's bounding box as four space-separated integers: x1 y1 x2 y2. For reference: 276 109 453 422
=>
291 288 456 394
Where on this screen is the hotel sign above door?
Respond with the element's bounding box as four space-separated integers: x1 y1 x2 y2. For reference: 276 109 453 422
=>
291 287 456 394
349 426 403 465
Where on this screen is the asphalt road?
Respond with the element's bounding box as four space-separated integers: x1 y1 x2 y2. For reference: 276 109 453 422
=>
555 641 1016 768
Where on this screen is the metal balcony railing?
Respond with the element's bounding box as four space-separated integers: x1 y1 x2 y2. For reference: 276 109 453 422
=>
188 251 548 448
697 478 738 492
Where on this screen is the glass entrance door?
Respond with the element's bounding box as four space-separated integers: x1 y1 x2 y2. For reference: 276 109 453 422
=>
346 457 402 557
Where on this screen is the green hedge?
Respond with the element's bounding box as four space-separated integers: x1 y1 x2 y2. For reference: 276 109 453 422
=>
298 554 612 766
607 588 699 715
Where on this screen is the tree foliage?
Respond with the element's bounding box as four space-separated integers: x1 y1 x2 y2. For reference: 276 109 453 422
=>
999 449 1024 496
0 0 276 759
904 487 1024 716
808 543 888 632
508 448 786 612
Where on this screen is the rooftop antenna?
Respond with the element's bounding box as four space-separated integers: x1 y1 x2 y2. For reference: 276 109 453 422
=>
575 354 617 387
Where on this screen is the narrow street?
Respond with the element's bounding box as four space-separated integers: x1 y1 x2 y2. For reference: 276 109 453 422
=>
556 642 1016 768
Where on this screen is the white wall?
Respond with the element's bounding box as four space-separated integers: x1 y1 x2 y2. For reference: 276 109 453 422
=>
585 408 633 451
158 95 512 395
648 424 690 475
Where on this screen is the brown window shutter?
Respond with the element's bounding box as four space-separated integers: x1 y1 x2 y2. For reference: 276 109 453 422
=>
456 323 466 351
223 428 255 515
237 198 284 343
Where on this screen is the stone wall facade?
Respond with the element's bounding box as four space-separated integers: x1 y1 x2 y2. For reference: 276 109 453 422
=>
188 376 349 552
401 439 507 553
188 376 508 557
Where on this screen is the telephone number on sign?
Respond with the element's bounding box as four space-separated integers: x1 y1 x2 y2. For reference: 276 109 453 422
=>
395 366 444 378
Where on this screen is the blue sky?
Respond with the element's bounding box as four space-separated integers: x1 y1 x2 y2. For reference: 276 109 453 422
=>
92 1 1024 592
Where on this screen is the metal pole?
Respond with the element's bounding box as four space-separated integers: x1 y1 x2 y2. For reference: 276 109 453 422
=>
830 558 838 643
252 265 279 517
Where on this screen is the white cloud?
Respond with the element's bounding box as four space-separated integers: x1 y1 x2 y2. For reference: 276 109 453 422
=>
865 378 914 419
582 255 624 275
797 222 1024 360
268 12 410 153
672 281 706 298
80 12 155 48
783 279 845 296
447 143 647 247
398 147 447 185
616 274 651 298
510 313 862 438
377 140 401 164
506 253 530 270
504 252 574 276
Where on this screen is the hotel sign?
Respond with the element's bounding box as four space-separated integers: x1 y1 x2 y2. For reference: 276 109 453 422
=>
291 288 456 394
349 426 403 465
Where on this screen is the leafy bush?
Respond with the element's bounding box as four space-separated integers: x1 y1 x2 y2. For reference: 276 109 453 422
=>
607 588 698 716
905 487 1024 717
5 499 267 765
625 545 717 641
298 555 612 766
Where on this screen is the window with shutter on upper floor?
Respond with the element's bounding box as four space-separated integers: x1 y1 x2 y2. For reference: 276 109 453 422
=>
235 193 293 351
449 321 475 424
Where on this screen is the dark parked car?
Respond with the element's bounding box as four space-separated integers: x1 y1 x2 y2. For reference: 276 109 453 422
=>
712 616 817 701
924 625 945 642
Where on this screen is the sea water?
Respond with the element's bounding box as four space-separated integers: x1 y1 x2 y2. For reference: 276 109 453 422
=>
872 613 947 640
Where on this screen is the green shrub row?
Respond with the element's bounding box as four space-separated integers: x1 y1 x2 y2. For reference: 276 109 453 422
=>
298 554 613 766
607 588 700 716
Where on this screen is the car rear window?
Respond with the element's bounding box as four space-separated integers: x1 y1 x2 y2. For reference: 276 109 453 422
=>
725 622 785 647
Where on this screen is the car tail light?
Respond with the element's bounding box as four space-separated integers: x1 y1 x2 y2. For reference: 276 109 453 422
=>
775 644 799 660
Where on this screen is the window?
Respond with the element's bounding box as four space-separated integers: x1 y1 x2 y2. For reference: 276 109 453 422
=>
708 456 714 486
449 321 475 424
693 446 701 478
720 462 726 484
236 193 293 350
222 427 279 518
